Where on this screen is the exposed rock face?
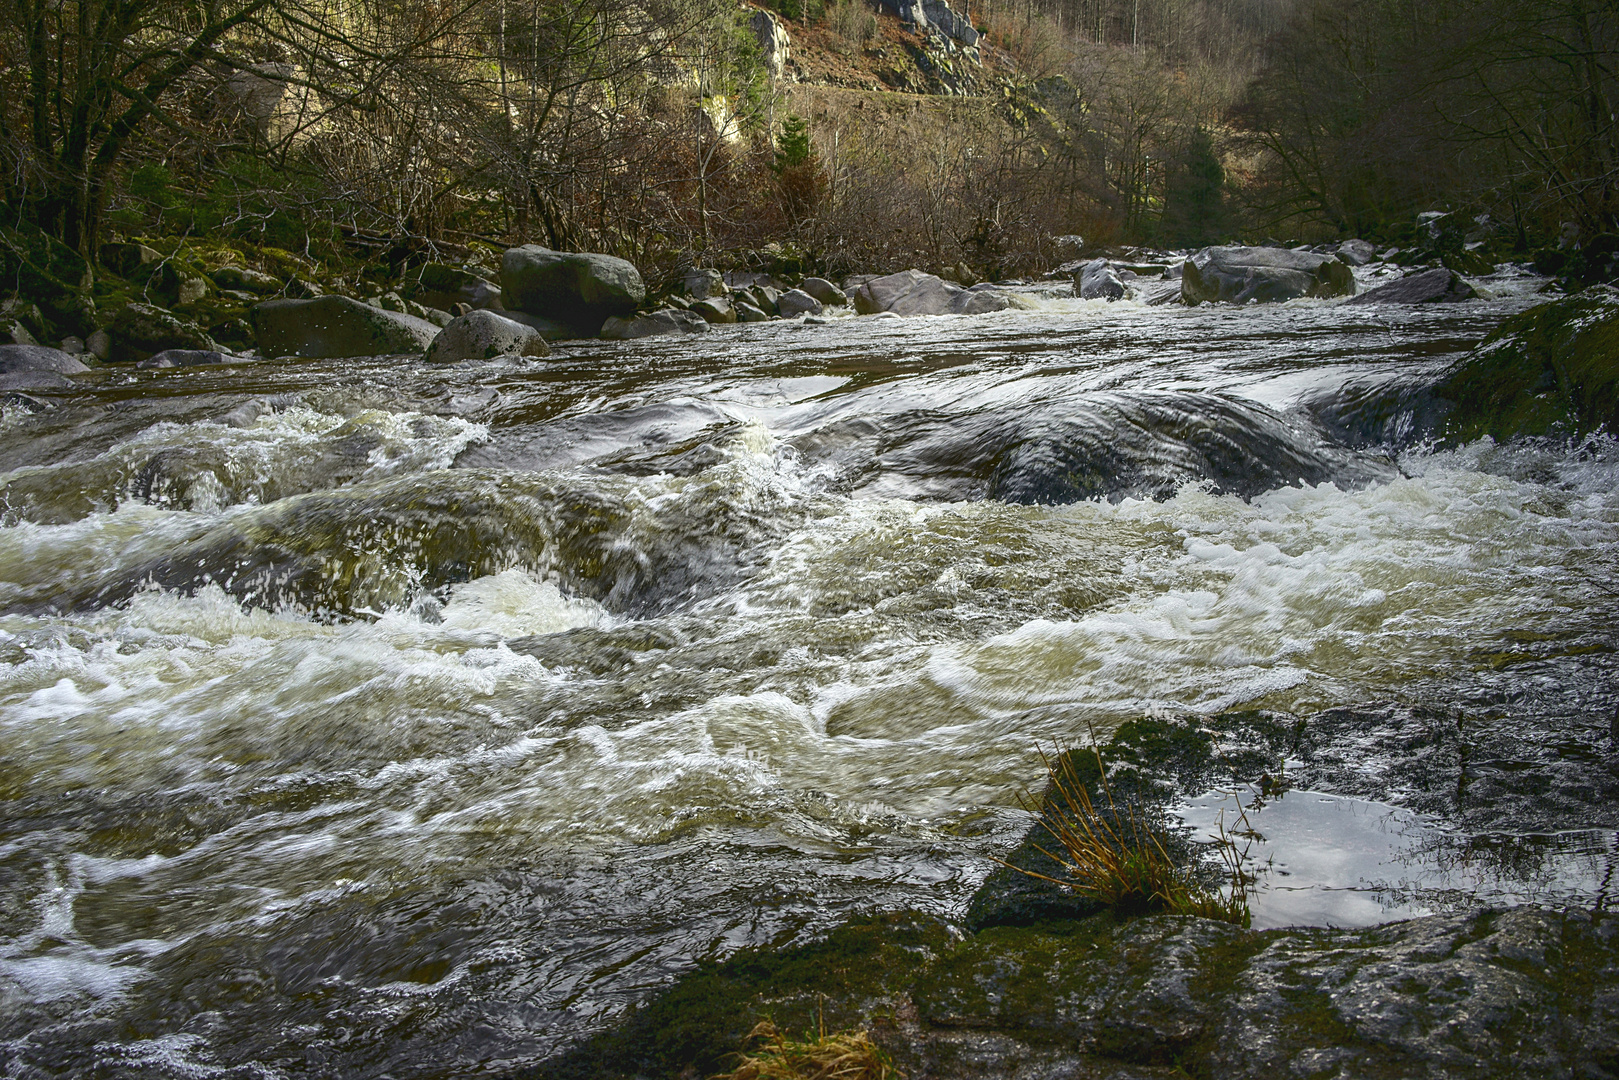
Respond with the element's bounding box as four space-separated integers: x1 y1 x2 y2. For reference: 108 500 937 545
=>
424 309 551 362
600 309 710 339
136 349 252 369
537 906 1619 1080
251 295 440 358
776 288 824 317
799 277 848 306
750 8 791 79
501 245 646 335
108 302 218 361
1079 258 1126 300
223 63 320 145
1181 246 1356 304
1432 284 1619 443
880 0 980 45
1344 267 1478 306
851 269 1009 316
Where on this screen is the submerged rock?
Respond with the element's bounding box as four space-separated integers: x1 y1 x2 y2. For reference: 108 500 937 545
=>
251 295 440 358
1345 267 1478 306
425 309 550 363
501 245 645 336
1182 246 1356 304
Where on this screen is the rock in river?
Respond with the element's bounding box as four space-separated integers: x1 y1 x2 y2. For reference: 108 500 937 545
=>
1078 258 1126 301
0 343 90 389
251 295 441 358
776 288 824 317
851 269 1012 316
600 308 709 339
1345 267 1478 306
501 245 646 336
424 309 551 362
1182 245 1356 304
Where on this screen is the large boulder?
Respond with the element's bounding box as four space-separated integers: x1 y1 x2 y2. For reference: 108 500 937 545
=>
0 344 91 375
108 302 218 361
1078 259 1126 301
500 245 645 335
250 295 440 358
690 297 737 324
600 308 710 340
1335 238 1378 266
799 277 848 306
424 309 551 362
412 264 502 313
776 289 823 317
1344 267 1478 306
953 286 1012 314
0 343 89 389
849 270 956 315
1433 285 1619 443
1181 246 1356 304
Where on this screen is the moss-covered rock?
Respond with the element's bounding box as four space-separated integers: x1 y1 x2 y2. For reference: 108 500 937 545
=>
1435 285 1619 443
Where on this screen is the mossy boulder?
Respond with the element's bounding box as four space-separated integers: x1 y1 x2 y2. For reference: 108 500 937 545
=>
1435 284 1619 443
250 294 440 358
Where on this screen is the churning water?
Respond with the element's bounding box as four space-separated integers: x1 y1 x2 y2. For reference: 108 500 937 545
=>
1 270 1615 1076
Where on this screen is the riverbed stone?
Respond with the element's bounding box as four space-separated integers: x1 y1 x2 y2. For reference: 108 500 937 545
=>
600 308 709 339
501 245 645 335
108 302 218 361
424 309 550 362
690 296 737 324
799 277 847 306
1079 258 1127 300
852 269 960 315
1182 246 1356 304
136 349 253 369
1345 267 1478 305
1335 238 1378 265
0 344 91 375
251 295 440 358
736 302 770 322
776 288 823 317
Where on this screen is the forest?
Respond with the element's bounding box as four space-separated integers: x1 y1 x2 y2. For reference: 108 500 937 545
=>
1 0 1615 328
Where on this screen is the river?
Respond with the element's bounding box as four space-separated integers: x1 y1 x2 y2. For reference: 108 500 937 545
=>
1 268 1614 1077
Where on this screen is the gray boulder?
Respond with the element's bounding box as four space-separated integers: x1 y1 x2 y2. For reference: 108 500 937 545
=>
1335 239 1378 266
736 302 770 322
251 295 440 358
1181 246 1356 304
799 277 848 306
681 268 728 300
851 269 961 316
1078 259 1126 301
413 264 503 314
0 344 91 375
425 309 551 362
952 286 1011 314
0 318 36 346
210 266 281 294
690 297 737 324
108 302 218 361
600 308 710 339
1344 267 1478 306
501 245 645 334
137 349 253 369
777 289 824 317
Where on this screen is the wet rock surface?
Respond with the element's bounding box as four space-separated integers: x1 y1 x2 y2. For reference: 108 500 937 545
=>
524 905 1619 1080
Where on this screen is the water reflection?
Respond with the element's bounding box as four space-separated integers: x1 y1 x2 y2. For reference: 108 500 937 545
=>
1175 784 1619 928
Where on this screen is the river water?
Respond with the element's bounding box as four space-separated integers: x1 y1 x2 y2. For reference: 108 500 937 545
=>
1 271 1615 1077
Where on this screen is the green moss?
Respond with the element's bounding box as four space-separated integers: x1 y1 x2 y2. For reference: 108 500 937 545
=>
1438 286 1619 443
526 912 950 1080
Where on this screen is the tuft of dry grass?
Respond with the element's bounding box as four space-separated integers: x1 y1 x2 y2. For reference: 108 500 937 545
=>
1008 745 1251 925
713 1020 900 1080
